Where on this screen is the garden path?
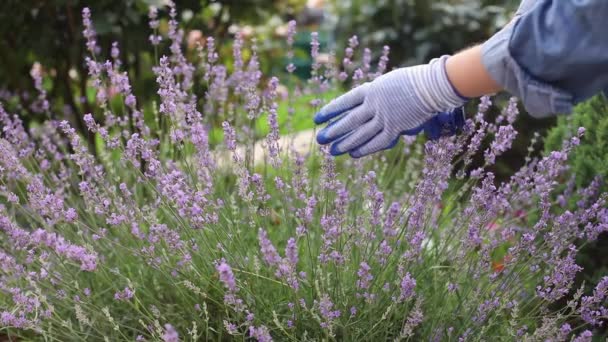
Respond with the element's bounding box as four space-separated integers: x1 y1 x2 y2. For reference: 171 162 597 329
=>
213 129 316 168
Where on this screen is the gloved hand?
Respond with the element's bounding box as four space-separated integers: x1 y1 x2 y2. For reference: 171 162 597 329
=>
314 55 468 158
404 107 467 140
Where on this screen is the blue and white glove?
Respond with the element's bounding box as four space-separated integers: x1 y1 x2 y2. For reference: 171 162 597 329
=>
314 55 468 158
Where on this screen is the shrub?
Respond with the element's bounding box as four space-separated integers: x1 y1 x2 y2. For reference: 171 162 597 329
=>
1 3 608 341
0 0 306 140
544 94 608 320
331 0 518 66
545 94 608 192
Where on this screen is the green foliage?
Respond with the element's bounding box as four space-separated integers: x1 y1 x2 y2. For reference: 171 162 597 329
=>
544 94 608 190
544 96 608 319
330 0 519 66
328 1 558 179
2 2 608 340
0 0 305 133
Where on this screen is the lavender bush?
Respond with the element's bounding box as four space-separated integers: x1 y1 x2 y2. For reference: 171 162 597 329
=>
1 3 608 341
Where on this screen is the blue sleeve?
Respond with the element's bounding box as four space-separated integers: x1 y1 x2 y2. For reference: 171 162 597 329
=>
481 0 608 118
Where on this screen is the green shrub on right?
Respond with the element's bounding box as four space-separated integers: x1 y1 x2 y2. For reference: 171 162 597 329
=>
544 94 608 191
545 95 608 315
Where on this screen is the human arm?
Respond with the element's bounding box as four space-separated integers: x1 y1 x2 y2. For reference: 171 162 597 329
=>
314 55 470 158
445 45 502 98
314 0 608 158
313 46 502 158
482 0 608 117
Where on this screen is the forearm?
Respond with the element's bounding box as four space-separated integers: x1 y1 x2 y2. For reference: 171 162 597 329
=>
466 0 608 117
445 45 502 99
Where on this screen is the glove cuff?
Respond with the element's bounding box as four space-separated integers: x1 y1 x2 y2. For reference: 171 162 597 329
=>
409 55 469 113
439 56 472 102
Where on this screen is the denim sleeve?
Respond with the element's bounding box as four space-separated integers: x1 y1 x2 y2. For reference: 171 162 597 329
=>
482 0 608 118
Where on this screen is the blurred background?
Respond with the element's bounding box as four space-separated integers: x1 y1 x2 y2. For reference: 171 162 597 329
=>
1 0 606 299
0 0 522 127
0 0 552 180
0 0 539 164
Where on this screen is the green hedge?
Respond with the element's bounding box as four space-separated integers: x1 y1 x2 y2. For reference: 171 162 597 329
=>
544 94 608 190
545 95 608 334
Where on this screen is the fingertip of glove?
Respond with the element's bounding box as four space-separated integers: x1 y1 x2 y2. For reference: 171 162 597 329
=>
349 150 364 159
329 143 344 156
314 111 329 125
313 113 324 125
314 108 350 125
385 137 400 150
316 130 331 145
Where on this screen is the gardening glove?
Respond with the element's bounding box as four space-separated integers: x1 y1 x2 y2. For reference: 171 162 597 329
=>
314 55 468 158
404 107 466 141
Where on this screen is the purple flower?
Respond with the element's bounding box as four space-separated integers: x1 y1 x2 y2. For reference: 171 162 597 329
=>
148 6 159 29
310 32 320 60
304 196 317 223
64 208 77 222
7 192 18 203
373 46 390 79
383 202 400 238
153 55 187 123
216 259 237 293
0 215 98 271
356 262 373 290
114 287 134 301
111 41 120 60
472 298 499 324
258 229 281 266
29 63 49 113
286 20 297 73
573 330 593 342
225 322 238 334
317 294 341 328
232 31 244 72
400 299 424 337
285 238 298 266
362 48 372 78
365 171 384 227
478 95 492 115
536 246 582 302
82 8 99 54
125 94 136 108
287 20 297 45
249 325 273 342
222 121 237 151
266 77 281 165
149 34 162 46
579 276 608 326
348 35 359 49
484 101 518 165
375 240 392 265
162 324 179 342
399 272 416 302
